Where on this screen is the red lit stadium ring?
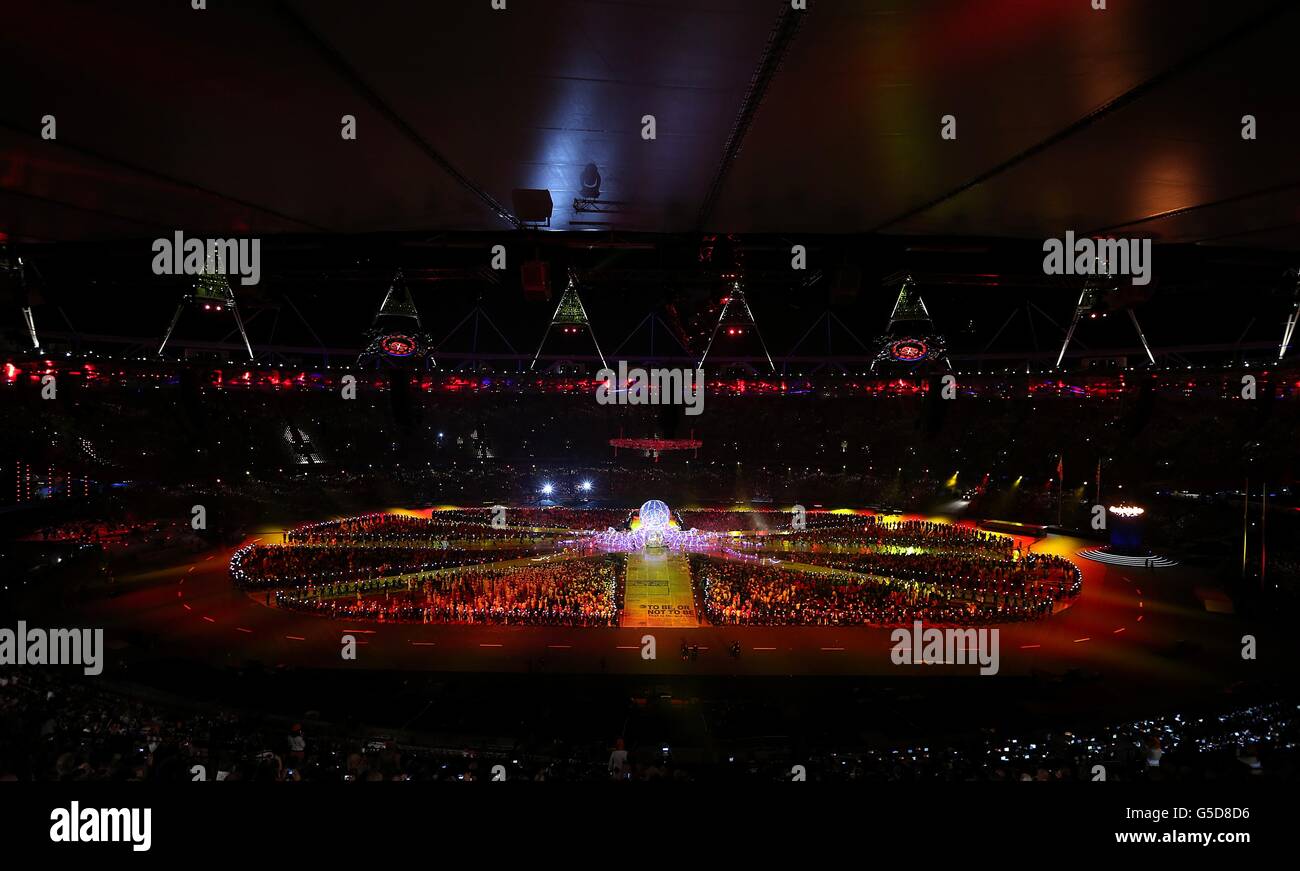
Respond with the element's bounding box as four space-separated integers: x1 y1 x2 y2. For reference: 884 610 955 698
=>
379 334 419 357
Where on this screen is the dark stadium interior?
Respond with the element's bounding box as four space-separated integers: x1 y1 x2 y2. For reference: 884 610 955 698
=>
2 0 1299 787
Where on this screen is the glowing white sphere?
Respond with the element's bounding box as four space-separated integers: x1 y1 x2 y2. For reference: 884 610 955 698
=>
638 499 671 531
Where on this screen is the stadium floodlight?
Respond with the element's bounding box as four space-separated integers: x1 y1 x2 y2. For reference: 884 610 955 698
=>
541 483 554 496
580 480 593 492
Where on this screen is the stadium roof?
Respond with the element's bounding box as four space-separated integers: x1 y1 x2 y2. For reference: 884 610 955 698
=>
1 0 1297 247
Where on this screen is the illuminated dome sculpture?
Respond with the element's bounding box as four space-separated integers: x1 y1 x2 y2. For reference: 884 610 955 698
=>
637 499 672 548
638 500 671 531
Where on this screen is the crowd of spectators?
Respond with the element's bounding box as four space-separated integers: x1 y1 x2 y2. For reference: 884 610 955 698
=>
10 361 1299 553
2 668 1291 781
24 517 205 557
722 701 1295 782
0 669 598 781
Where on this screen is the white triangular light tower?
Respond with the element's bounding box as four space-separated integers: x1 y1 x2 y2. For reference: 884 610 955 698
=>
530 269 606 371
158 248 254 361
1054 261 1155 369
698 278 775 373
870 274 948 373
2 247 41 351
359 268 434 368
1279 270 1300 361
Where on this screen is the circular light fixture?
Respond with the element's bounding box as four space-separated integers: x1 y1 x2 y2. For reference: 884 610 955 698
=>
888 338 930 362
580 162 601 199
379 334 418 357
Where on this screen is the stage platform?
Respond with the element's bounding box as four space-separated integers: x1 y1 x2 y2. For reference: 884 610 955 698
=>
621 551 699 628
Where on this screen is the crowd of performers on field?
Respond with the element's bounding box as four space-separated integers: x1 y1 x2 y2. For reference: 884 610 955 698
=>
273 557 621 626
435 507 632 531
678 509 858 533
757 518 1018 558
232 512 1079 627
230 542 545 588
284 512 555 546
701 519 1081 626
